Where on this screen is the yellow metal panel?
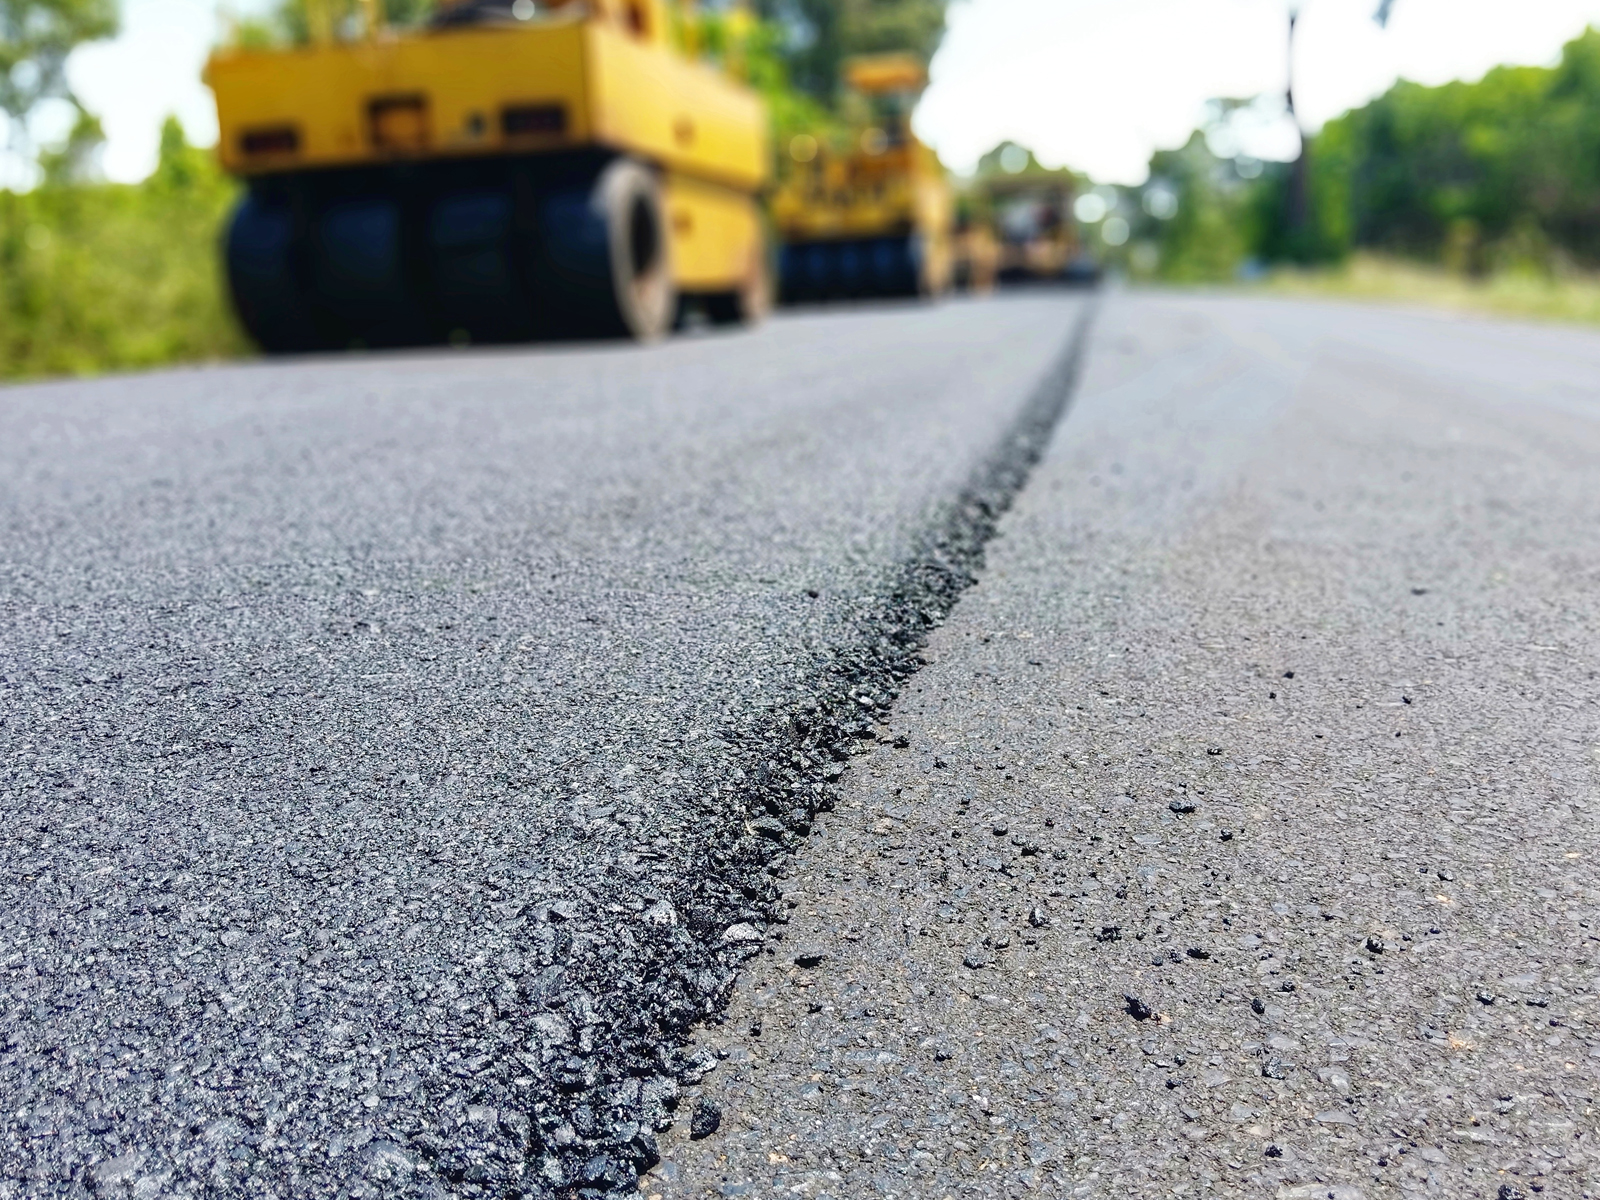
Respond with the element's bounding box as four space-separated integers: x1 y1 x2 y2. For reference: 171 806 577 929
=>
210 18 766 190
210 24 593 174
841 53 927 96
584 23 767 192
664 174 760 291
771 139 950 243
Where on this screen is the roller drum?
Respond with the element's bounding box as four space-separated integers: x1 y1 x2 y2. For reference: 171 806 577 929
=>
309 197 434 348
776 234 922 304
225 155 676 352
428 189 534 344
225 192 323 354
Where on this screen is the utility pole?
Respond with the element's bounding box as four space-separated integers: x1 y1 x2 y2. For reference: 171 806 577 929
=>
1284 1 1394 244
1285 1 1307 237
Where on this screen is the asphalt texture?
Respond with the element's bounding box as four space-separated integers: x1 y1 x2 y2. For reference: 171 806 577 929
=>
657 295 1600 1200
0 296 1091 1199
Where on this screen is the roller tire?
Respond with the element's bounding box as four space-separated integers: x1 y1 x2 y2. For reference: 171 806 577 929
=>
309 196 434 348
541 158 675 341
427 187 535 344
225 193 325 355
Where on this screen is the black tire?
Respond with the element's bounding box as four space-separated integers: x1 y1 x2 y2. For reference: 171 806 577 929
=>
426 187 536 344
225 192 326 354
541 157 675 341
307 195 435 348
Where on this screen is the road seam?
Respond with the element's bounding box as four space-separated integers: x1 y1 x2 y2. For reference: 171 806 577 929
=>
560 297 1101 1194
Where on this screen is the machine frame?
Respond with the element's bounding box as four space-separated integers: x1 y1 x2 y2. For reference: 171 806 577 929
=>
206 0 770 347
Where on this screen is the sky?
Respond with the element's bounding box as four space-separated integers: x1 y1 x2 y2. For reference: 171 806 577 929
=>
18 0 1600 186
919 0 1600 180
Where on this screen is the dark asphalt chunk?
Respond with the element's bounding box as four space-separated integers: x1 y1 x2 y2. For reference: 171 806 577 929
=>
658 296 1600 1199
687 1100 720 1141
0 298 1089 1198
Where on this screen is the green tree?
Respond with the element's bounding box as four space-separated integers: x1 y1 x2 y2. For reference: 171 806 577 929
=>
230 0 432 47
151 113 224 193
36 105 102 183
1 108 246 379
753 0 948 100
1291 27 1600 270
1142 130 1252 281
0 0 118 158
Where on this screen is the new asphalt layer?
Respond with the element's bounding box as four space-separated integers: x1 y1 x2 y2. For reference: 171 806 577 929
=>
0 297 1091 1198
7 292 1600 1200
658 296 1600 1199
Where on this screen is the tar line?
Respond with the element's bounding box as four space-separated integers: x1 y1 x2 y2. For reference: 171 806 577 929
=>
582 294 1103 1184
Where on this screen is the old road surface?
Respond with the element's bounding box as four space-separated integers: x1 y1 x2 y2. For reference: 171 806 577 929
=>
4 294 1599 1200
657 295 1600 1200
0 295 1089 1199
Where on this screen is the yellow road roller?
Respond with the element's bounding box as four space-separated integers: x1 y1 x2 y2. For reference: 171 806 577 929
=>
986 171 1081 284
771 53 951 304
206 0 769 349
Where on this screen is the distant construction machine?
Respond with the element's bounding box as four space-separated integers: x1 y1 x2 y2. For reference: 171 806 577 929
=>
772 54 952 304
206 0 770 350
985 170 1083 284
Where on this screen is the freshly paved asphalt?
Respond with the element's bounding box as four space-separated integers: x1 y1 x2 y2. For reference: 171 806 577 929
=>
0 297 1088 1198
658 295 1600 1200
7 292 1599 1200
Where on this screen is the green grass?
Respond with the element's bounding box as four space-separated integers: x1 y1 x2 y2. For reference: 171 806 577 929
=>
0 167 252 383
1257 253 1600 327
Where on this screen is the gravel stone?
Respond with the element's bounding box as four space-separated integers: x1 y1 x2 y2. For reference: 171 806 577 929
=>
687 1100 720 1141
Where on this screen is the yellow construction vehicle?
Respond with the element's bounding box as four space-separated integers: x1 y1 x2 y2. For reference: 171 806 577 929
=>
771 53 951 303
205 0 769 350
984 169 1081 284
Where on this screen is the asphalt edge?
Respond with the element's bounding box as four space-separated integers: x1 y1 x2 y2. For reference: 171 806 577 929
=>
536 296 1102 1198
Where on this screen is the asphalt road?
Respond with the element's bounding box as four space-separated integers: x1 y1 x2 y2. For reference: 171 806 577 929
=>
657 295 1600 1200
0 297 1090 1199
8 291 1599 1200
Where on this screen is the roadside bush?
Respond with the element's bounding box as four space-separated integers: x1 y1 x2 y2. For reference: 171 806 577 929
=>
0 118 249 381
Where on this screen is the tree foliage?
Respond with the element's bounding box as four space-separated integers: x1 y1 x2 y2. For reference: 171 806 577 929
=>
231 0 431 47
0 0 117 139
1308 29 1600 270
1111 27 1600 281
1141 131 1253 281
0 116 248 379
751 0 948 100
35 105 102 183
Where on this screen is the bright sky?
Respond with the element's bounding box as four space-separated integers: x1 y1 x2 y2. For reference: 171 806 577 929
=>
920 0 1600 181
15 0 1600 185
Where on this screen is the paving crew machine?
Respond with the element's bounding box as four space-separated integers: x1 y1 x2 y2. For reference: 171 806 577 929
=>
985 168 1081 284
772 53 952 303
206 0 769 350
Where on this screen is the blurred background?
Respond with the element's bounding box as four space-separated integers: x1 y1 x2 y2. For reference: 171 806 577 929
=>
7 0 1600 377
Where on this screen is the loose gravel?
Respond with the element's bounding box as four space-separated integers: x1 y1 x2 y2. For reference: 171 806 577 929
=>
658 295 1600 1200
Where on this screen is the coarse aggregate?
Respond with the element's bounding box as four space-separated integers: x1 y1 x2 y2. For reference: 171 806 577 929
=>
0 296 1090 1199
658 295 1600 1200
